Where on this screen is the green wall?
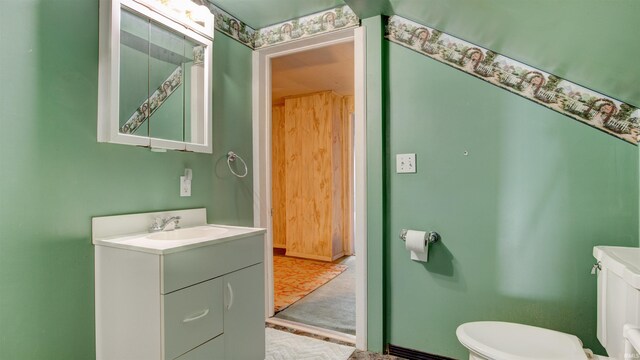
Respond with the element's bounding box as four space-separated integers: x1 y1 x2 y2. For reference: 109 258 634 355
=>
0 1 252 358
383 41 638 358
1 1 637 359
212 0 346 28
209 30 254 226
345 0 640 107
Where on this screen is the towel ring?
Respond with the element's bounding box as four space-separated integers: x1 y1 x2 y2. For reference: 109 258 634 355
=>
227 151 248 178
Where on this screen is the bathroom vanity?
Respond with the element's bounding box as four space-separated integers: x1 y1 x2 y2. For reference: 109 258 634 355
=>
93 208 265 360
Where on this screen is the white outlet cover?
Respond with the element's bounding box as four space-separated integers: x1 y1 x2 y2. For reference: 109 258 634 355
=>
396 153 416 173
180 176 191 197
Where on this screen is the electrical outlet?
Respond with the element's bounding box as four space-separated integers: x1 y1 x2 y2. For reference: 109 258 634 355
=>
180 176 191 197
396 153 416 173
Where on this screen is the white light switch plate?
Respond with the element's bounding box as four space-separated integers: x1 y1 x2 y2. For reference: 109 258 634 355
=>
180 176 191 197
396 153 416 173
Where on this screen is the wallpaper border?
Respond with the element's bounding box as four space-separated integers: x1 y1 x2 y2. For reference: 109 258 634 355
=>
254 5 359 49
386 15 639 144
204 4 359 50
205 4 257 48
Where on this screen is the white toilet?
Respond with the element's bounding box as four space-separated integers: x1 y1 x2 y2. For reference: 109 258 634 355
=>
457 246 640 360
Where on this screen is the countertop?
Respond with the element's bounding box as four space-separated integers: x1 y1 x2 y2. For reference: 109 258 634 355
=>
93 224 266 255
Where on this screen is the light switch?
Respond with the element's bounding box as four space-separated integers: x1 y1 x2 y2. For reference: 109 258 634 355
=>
396 153 416 173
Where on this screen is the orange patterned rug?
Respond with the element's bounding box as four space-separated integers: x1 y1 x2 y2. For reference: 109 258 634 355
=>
273 255 348 313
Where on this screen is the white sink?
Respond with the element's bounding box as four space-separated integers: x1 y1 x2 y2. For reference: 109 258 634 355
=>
92 208 266 254
146 226 229 241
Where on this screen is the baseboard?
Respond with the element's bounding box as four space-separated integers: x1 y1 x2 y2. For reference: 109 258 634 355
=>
387 344 455 360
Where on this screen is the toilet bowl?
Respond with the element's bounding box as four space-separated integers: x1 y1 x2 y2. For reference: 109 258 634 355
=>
456 321 609 360
456 246 640 360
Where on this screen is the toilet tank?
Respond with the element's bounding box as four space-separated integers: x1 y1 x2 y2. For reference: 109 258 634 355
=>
594 246 640 359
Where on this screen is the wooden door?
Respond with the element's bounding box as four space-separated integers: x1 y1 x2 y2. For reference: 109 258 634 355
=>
284 91 342 261
341 96 354 255
271 104 286 249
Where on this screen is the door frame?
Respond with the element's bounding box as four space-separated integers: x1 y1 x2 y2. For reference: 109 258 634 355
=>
252 26 368 350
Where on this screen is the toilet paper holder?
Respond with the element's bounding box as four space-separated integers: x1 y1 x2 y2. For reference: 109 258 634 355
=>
400 229 440 245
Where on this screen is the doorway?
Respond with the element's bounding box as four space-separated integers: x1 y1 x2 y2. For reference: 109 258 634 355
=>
270 40 355 335
252 28 367 349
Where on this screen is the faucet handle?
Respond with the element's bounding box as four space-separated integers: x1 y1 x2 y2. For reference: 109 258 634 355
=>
149 217 163 232
162 216 181 231
172 216 181 230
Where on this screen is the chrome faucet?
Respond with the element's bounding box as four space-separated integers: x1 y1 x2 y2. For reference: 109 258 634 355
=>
149 216 181 232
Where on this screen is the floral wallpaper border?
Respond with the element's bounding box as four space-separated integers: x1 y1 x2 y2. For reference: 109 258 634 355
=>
254 5 359 49
202 3 360 50
386 15 640 144
120 66 183 134
204 4 257 48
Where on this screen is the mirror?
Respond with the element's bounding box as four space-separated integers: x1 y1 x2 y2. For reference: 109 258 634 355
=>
98 0 214 153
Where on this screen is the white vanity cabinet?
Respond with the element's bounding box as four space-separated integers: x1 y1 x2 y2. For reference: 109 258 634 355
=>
94 215 265 360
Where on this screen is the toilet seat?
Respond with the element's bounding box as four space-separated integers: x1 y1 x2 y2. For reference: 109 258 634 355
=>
456 321 588 360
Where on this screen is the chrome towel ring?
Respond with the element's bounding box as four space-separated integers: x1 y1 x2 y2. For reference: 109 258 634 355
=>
227 151 248 178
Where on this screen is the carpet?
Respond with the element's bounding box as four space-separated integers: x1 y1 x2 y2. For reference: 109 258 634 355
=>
275 256 355 334
274 255 348 312
265 328 355 360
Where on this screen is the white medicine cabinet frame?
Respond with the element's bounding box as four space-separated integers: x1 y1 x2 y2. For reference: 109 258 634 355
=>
98 0 214 153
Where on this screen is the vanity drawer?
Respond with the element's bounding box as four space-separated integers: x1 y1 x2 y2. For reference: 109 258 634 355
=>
162 235 264 294
163 278 224 360
175 334 224 360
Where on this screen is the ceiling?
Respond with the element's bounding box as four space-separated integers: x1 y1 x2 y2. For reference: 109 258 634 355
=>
271 41 354 103
208 0 640 106
210 0 346 28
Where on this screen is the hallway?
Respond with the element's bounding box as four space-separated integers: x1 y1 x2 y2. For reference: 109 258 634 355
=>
275 256 356 335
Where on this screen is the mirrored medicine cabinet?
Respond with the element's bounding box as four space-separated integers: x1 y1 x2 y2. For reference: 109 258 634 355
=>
98 0 214 153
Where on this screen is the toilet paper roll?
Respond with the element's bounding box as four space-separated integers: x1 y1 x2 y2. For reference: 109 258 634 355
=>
405 230 428 262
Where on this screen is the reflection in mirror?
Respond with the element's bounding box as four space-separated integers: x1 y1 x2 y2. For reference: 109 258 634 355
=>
117 9 208 143
119 9 150 137
149 20 185 142
98 0 213 152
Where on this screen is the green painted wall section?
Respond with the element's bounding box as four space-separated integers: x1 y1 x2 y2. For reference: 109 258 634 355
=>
384 41 638 358
387 0 640 106
210 0 346 29
208 32 254 226
1 1 638 359
344 0 640 107
345 0 393 19
363 16 385 354
343 0 392 20
0 1 252 358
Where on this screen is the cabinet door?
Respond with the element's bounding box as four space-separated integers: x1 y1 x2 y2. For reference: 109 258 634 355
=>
223 264 265 360
175 335 224 360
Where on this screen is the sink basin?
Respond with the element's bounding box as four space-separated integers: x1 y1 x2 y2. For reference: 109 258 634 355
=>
146 226 228 241
594 246 640 289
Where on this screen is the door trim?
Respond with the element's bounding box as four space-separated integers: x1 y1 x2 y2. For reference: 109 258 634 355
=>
252 27 368 350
